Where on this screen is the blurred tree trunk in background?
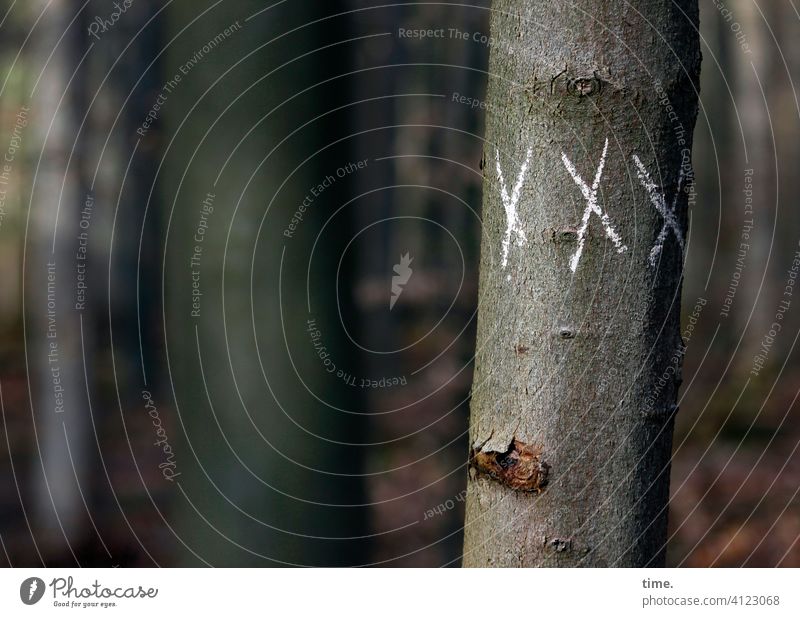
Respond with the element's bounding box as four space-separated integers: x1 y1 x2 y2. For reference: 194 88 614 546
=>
164 0 365 566
27 0 88 556
734 0 774 358
463 0 700 566
80 0 169 565
349 1 488 565
21 0 167 565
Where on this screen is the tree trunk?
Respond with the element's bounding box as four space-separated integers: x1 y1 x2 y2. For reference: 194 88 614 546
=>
165 0 364 566
463 0 701 567
27 0 88 555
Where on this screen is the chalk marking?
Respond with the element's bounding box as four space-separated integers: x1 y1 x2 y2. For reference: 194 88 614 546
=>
561 138 626 272
495 146 532 268
632 154 685 267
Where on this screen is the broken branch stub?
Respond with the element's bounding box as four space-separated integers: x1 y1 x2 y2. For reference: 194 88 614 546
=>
470 439 549 493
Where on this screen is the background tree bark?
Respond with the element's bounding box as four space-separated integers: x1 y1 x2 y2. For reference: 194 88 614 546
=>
463 0 701 566
165 0 364 566
27 0 87 554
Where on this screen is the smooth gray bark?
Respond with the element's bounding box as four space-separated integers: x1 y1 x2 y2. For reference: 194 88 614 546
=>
463 0 700 566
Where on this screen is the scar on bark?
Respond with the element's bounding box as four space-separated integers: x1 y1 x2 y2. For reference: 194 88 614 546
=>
543 536 572 553
470 439 549 493
551 226 578 243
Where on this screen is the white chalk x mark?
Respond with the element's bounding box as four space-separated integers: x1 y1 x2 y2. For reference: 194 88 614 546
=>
495 146 532 269
632 154 686 267
561 137 627 272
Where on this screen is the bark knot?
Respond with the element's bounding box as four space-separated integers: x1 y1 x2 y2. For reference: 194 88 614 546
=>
569 75 601 97
558 327 576 340
470 439 549 493
548 538 572 553
552 226 578 243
